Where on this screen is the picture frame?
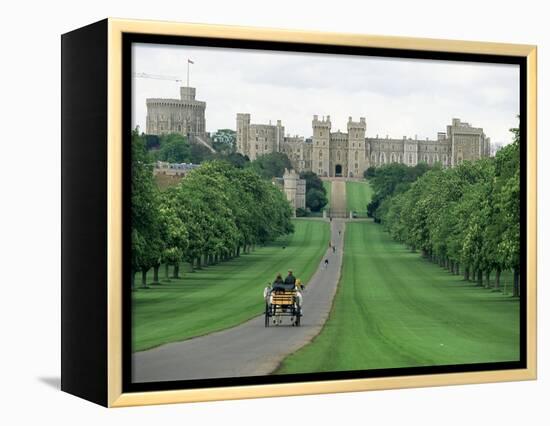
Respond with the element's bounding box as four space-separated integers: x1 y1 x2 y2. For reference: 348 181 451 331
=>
61 18 537 407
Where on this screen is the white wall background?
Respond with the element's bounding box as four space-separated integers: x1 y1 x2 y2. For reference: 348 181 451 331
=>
0 0 547 424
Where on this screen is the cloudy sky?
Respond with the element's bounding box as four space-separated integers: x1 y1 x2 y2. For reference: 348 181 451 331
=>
132 43 519 144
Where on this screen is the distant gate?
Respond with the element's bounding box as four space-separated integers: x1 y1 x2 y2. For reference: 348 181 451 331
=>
327 208 349 219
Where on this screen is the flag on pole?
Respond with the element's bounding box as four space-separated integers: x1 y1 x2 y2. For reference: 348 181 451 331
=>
188 59 194 64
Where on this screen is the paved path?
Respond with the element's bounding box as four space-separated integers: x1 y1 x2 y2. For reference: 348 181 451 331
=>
133 180 348 383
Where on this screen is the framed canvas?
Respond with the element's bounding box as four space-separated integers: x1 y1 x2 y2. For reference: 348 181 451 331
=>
61 18 537 407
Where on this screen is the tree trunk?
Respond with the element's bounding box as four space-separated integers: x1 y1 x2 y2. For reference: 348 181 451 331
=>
141 269 148 288
152 264 160 284
172 263 180 279
485 270 490 288
476 270 482 286
495 268 501 291
197 256 202 269
237 246 241 256
513 268 520 297
456 263 460 275
464 266 470 281
164 263 170 281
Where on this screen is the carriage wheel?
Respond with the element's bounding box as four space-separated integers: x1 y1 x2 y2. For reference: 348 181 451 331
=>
265 303 270 327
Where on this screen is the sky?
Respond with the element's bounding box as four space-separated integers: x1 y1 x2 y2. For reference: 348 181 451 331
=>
132 43 520 144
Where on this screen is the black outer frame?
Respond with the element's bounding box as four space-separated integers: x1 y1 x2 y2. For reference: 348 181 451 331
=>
121 33 528 394
61 19 109 406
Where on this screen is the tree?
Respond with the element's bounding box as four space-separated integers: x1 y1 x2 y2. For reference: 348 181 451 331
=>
300 171 328 212
377 122 520 298
212 129 236 154
224 152 249 168
306 188 328 212
157 133 191 163
247 152 291 179
131 129 164 288
189 142 214 163
363 166 376 179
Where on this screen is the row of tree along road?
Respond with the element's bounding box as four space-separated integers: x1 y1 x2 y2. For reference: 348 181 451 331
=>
131 130 294 288
367 125 521 296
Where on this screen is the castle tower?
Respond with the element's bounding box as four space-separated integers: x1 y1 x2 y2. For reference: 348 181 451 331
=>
146 86 206 137
447 118 485 166
283 168 305 215
236 113 251 157
347 117 367 177
312 115 331 177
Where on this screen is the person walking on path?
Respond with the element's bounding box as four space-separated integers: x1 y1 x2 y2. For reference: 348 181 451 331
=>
324 258 329 269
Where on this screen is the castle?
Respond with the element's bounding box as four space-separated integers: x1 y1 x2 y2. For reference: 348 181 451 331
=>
236 114 492 177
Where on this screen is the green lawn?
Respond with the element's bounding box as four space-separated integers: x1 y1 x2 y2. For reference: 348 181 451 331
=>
322 181 332 211
277 220 520 374
133 219 330 352
346 181 373 216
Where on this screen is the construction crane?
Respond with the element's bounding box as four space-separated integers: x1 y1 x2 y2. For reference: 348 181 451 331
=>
133 72 182 83
134 59 194 86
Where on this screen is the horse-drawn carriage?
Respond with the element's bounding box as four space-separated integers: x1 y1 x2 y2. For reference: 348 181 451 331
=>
264 288 302 327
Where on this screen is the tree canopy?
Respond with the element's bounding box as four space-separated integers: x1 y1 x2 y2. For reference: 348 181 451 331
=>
131 129 295 287
375 127 521 296
300 171 328 212
247 152 292 179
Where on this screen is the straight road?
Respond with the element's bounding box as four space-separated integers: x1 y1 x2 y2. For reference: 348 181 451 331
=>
133 181 348 382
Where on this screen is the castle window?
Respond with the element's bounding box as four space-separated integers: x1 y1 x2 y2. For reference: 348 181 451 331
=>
355 151 358 160
409 154 412 164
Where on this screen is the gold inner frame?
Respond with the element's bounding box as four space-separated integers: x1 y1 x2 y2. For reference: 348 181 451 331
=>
106 18 537 407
